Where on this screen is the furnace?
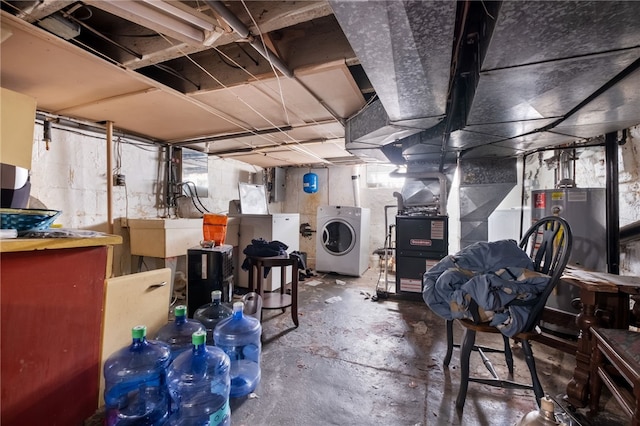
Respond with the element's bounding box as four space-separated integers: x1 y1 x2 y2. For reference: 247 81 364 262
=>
393 173 449 295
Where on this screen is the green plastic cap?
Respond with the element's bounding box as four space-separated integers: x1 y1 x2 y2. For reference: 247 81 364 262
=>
132 325 146 339
192 330 206 346
175 305 187 317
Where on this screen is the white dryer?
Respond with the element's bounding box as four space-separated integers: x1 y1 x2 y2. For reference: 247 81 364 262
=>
316 205 370 276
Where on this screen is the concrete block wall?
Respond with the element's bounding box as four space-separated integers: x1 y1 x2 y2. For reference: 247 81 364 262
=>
26 120 640 277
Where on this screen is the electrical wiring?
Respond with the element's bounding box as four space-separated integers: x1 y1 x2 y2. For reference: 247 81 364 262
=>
179 181 211 214
240 0 291 127
237 43 260 66
151 7 339 162
212 47 342 141
35 117 161 153
152 33 293 153
217 49 242 69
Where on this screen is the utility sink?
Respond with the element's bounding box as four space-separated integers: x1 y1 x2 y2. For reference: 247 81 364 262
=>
128 218 203 258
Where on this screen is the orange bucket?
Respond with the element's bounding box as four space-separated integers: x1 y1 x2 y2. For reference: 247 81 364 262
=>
203 213 228 246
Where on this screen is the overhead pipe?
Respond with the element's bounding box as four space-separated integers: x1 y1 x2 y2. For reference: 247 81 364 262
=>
203 0 343 123
204 0 291 77
621 221 640 244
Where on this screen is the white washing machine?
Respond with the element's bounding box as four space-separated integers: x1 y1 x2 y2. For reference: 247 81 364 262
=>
316 205 370 276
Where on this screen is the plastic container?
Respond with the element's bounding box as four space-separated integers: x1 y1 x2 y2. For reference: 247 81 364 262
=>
167 331 231 426
213 302 262 398
156 305 206 362
103 325 172 426
203 214 228 246
194 291 232 345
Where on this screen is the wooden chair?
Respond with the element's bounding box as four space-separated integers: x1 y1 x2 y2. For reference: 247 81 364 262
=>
444 216 572 410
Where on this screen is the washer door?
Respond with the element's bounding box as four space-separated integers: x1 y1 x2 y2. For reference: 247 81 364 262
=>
320 219 356 256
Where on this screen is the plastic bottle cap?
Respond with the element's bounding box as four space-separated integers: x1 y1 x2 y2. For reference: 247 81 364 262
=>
132 325 147 339
233 301 244 312
192 330 206 345
211 290 222 300
175 305 187 317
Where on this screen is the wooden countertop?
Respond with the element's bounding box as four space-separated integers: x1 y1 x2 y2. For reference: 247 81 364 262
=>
0 234 122 253
561 265 640 293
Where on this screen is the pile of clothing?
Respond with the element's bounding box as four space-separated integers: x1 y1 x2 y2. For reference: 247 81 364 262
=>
422 239 550 337
241 238 288 277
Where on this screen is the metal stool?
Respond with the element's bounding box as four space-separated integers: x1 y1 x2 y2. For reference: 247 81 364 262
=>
246 255 299 327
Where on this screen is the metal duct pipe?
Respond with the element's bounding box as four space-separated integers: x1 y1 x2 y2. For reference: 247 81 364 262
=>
621 221 640 244
557 150 576 188
203 0 292 78
389 171 448 216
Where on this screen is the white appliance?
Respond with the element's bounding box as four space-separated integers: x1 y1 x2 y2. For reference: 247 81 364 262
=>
227 183 300 291
316 205 370 277
228 213 300 291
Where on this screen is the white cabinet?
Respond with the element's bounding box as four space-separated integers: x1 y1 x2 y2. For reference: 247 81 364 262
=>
128 218 203 258
231 214 300 291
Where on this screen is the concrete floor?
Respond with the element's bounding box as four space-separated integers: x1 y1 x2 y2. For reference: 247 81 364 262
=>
228 266 628 426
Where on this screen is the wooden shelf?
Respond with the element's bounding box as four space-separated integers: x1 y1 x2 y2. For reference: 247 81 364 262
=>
263 293 292 310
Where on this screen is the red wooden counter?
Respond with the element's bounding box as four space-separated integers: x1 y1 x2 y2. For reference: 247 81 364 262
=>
1 235 121 426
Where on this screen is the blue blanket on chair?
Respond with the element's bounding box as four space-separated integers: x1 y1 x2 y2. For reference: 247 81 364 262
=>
422 239 551 337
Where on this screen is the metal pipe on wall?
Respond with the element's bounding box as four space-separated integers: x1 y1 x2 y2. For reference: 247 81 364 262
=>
106 121 114 234
605 131 620 274
352 165 360 207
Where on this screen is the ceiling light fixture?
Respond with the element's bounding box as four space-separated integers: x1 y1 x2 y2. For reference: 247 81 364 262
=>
87 0 223 46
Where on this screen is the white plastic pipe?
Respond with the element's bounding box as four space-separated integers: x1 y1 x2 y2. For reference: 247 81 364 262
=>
352 165 361 207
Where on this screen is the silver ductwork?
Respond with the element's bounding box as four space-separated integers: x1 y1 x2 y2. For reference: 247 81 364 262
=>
331 0 456 162
389 171 448 217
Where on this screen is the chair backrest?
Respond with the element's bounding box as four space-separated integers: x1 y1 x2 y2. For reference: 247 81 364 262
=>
517 216 573 332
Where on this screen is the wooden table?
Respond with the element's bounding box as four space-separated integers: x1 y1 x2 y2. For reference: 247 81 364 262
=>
1 235 121 426
246 255 299 327
560 266 640 408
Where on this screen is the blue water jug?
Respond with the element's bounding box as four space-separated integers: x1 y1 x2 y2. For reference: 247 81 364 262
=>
194 291 232 345
167 330 231 426
103 325 171 426
156 305 206 361
213 301 262 398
